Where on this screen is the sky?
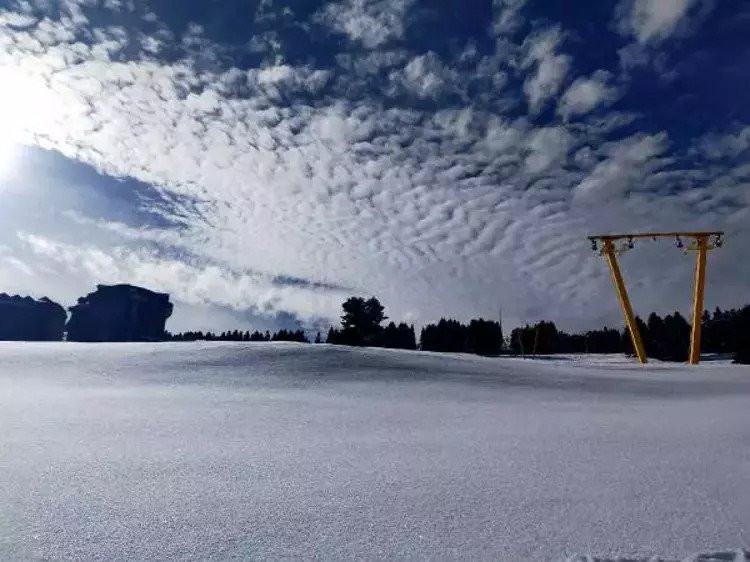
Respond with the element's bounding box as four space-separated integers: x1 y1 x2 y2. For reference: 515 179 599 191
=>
0 0 749 335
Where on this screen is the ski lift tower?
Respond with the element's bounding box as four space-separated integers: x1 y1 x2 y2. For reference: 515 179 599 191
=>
587 231 724 365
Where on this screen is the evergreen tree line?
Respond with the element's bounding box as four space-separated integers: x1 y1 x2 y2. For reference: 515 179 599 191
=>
166 328 308 343
325 297 417 349
165 298 750 363
420 318 504 355
326 300 750 363
509 306 750 363
325 297 503 355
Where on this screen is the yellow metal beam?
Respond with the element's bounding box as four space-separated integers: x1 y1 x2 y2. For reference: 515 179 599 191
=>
689 235 708 365
588 229 723 365
602 240 648 364
589 231 723 242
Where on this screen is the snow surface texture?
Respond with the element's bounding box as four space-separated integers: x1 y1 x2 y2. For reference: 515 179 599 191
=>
0 342 748 561
566 550 750 562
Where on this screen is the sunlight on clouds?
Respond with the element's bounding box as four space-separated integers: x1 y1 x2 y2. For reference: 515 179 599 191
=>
0 63 85 177
0 66 41 176
0 0 746 332
17 231 345 322
0 136 19 179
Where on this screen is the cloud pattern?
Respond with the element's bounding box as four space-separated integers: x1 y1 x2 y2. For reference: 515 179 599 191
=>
0 0 748 333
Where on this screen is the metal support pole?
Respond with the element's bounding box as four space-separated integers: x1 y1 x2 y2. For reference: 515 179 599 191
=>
689 236 708 365
602 240 648 364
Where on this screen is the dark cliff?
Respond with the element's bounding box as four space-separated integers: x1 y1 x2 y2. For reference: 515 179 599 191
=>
0 294 67 341
66 284 173 342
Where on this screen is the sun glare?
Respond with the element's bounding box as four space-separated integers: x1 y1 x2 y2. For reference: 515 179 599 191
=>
0 65 57 178
0 135 20 178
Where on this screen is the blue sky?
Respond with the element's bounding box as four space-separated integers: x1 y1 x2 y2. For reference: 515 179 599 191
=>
0 0 749 334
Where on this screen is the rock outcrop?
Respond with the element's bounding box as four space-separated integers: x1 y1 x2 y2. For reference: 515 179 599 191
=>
66 284 173 342
0 294 67 341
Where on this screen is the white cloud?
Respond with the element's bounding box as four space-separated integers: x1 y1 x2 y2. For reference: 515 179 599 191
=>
3 256 35 277
614 0 714 74
521 27 571 114
491 0 527 36
574 133 669 199
525 126 572 174
62 212 189 248
335 49 408 77
481 116 527 154
615 0 701 43
389 52 461 99
558 71 618 120
318 0 414 49
252 64 332 98
17 232 346 321
617 42 650 72
694 127 750 160
0 11 37 27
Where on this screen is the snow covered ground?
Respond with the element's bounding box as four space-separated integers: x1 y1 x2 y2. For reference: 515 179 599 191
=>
0 342 748 561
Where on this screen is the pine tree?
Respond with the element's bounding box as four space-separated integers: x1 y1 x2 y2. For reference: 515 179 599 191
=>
340 296 387 345
467 319 503 355
326 327 339 344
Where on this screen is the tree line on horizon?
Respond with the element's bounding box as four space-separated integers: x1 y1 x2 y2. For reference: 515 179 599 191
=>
165 297 750 364
510 307 750 363
166 328 309 343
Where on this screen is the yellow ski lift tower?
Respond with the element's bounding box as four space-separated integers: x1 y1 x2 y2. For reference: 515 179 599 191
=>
587 231 724 365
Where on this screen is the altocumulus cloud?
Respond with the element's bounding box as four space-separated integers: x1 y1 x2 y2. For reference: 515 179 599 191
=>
0 0 749 333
